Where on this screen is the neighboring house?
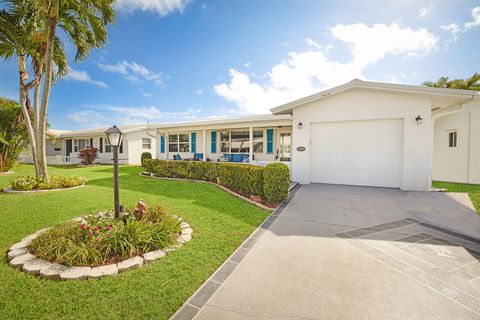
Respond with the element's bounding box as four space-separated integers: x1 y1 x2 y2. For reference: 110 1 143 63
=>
20 79 478 191
19 125 157 165
433 98 480 184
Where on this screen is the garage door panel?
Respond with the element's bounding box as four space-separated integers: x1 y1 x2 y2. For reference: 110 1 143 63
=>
310 119 403 188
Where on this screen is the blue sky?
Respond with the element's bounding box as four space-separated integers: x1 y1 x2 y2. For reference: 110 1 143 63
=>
1 0 479 130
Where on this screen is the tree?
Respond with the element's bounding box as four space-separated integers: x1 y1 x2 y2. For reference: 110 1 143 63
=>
423 72 480 91
0 0 115 179
0 97 29 172
78 146 98 166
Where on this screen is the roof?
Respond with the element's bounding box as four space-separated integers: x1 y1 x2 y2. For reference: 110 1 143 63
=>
270 79 479 115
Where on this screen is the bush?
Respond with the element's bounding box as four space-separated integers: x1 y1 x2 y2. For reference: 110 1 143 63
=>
78 146 98 165
263 162 290 204
28 206 181 267
11 174 87 191
141 152 152 167
145 160 292 201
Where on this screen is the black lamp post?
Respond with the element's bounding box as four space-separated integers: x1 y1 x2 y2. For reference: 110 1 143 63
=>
105 125 123 219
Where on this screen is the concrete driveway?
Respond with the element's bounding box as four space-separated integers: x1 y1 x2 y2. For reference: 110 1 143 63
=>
174 184 480 320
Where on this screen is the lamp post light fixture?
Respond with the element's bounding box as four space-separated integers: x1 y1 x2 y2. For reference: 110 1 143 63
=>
105 125 123 219
297 121 303 129
415 115 423 125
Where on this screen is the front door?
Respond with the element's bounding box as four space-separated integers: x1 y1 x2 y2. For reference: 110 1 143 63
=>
66 139 72 156
279 133 291 161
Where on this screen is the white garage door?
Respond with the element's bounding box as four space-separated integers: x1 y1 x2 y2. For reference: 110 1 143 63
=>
310 119 403 188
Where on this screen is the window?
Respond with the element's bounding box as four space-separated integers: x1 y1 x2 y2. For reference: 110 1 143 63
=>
448 131 457 148
142 138 151 149
220 130 263 153
169 134 189 152
73 138 90 152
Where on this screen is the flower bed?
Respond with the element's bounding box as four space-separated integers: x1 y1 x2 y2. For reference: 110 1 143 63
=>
7 205 193 280
10 175 87 191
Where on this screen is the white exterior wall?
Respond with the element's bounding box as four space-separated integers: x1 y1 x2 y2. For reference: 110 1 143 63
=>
291 88 433 191
126 130 157 165
433 100 480 184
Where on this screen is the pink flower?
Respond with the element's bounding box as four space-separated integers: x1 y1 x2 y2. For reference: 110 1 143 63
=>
86 226 90 230
88 232 93 236
106 225 111 230
80 224 85 229
93 226 99 231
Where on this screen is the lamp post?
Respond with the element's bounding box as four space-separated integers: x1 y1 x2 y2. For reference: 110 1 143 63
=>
105 125 123 219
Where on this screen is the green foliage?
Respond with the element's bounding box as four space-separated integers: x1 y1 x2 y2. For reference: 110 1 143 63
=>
423 72 480 91
28 206 181 267
11 174 87 191
145 160 291 201
141 152 152 167
0 97 28 172
263 162 290 204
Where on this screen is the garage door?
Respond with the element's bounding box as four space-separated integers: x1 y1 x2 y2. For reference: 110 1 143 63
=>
310 119 403 188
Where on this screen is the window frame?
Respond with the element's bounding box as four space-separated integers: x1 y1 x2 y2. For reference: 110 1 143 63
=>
73 138 90 152
448 131 457 148
220 129 264 154
169 133 190 153
142 138 151 149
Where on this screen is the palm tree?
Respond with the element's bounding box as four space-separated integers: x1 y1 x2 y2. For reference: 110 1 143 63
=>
423 73 480 91
1 0 115 178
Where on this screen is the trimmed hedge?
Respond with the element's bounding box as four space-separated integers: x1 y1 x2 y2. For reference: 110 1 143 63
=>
141 152 152 167
143 159 289 204
263 162 290 204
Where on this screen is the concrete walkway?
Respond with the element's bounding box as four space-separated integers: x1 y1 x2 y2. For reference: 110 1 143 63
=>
174 184 480 320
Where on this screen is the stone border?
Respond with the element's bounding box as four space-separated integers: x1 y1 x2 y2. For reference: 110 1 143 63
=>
3 183 86 194
7 216 192 280
139 172 275 211
0 171 15 175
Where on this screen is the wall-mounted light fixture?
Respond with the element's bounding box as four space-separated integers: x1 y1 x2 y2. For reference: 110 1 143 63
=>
298 121 303 129
415 115 423 125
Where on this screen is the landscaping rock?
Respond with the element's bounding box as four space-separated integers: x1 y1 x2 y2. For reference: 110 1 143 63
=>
9 253 35 268
40 264 69 279
34 227 52 236
181 234 192 242
59 267 92 280
88 264 118 278
21 233 39 243
143 250 166 263
181 227 193 236
7 248 28 261
9 240 30 251
180 222 189 229
22 259 52 275
117 256 144 273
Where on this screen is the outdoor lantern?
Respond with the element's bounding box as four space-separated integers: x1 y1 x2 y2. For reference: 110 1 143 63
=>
105 125 123 219
415 115 423 125
105 125 123 147
298 121 303 129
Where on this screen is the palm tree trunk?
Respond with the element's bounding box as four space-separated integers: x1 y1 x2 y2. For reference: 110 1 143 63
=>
18 55 39 177
33 70 42 175
38 3 59 180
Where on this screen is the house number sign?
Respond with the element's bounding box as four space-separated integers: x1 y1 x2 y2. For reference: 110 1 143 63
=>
296 146 306 152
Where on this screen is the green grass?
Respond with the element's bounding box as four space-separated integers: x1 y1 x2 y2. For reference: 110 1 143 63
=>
432 181 480 214
0 164 269 319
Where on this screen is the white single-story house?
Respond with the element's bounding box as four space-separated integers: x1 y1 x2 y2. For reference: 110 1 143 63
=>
20 124 158 165
22 79 478 191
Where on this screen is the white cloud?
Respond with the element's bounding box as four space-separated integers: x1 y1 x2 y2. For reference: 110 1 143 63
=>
418 3 434 18
98 61 167 86
140 90 153 97
116 0 191 16
65 68 109 89
465 6 480 29
195 89 203 95
215 23 438 114
305 37 321 49
67 104 204 128
440 23 461 41
244 62 251 67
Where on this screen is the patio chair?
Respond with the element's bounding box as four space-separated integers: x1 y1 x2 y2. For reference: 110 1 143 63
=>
173 154 182 161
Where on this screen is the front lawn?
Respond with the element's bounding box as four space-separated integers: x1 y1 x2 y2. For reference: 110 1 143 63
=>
0 164 269 319
432 181 480 214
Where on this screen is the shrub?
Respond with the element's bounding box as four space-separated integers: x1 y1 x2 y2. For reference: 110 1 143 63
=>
218 163 264 197
0 97 29 172
11 174 87 191
28 206 181 267
78 146 98 165
141 152 152 167
263 162 290 204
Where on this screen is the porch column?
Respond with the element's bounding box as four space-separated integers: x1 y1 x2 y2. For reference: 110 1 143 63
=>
202 129 206 161
165 133 169 160
249 126 253 163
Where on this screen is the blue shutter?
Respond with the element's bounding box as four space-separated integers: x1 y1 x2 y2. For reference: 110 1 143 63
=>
211 131 217 153
266 129 274 154
191 132 196 153
160 136 165 153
